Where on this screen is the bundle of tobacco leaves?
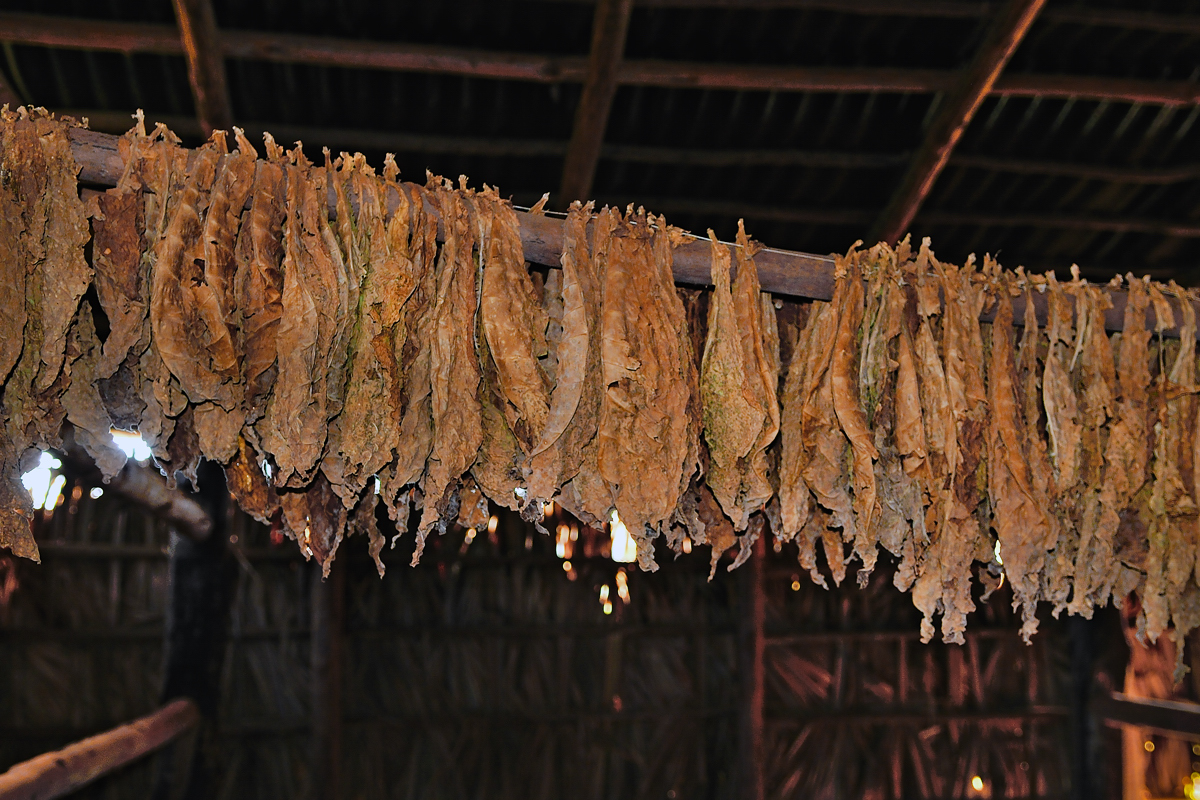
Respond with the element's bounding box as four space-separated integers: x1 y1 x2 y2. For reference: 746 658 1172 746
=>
8 113 1200 671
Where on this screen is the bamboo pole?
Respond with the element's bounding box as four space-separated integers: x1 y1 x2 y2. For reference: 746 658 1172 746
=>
0 700 199 800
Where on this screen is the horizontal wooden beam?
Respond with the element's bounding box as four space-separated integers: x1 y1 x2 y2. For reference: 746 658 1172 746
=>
3 12 1199 105
0 700 199 800
61 126 1200 343
1095 692 1200 738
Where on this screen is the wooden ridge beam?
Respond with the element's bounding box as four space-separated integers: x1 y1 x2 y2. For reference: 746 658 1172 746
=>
559 0 634 205
871 0 1047 245
0 700 199 800
171 0 232 135
61 125 1200 340
3 12 1199 106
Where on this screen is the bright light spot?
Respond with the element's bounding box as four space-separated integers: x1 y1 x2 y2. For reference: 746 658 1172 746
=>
791 580 801 592
603 600 613 615
994 540 1003 566
555 524 571 559
465 527 477 543
563 560 572 572
682 537 691 554
373 476 381 495
89 487 104 499
514 487 527 500
487 515 499 534
556 541 566 558
111 430 152 462
1145 740 1155 752
22 452 63 510
616 569 630 603
569 525 578 541
543 500 554 515
609 510 636 563
600 584 610 602
971 776 984 792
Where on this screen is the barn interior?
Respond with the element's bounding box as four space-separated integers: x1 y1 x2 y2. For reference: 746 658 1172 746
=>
1 1 1200 799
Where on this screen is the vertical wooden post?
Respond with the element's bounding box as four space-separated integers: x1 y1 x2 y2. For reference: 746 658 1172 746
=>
737 532 765 800
311 559 344 800
151 460 233 800
1067 615 1098 800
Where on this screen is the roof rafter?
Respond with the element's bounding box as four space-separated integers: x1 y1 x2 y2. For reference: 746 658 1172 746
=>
170 0 232 134
870 0 1047 245
2 12 1198 106
559 0 634 205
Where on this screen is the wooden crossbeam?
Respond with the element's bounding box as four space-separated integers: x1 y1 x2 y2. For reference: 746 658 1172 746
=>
2 12 1199 106
559 0 634 205
170 0 233 135
871 0 1047 245
62 125 1200 338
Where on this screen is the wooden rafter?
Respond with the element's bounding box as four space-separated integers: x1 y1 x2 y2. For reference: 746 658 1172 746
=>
870 0 1047 245
558 0 634 205
170 0 232 134
3 12 1200 106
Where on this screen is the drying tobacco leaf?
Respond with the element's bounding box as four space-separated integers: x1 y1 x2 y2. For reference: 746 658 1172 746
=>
325 153 412 508
0 110 92 559
224 434 279 525
860 241 925 592
414 179 483 561
280 472 348 576
596 210 696 570
700 231 765 531
731 222 780 528
478 186 550 454
986 281 1053 642
831 248 881 579
777 303 818 544
235 133 287 423
260 145 347 486
797 293 855 588
1067 280 1120 616
380 181 439 523
551 206 618 528
150 131 241 410
62 303 126 480
527 203 604 510
908 242 985 644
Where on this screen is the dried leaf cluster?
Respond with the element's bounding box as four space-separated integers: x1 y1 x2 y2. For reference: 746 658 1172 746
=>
4 114 1200 665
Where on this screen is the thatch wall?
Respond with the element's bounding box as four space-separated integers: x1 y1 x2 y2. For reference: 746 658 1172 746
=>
0 478 1131 799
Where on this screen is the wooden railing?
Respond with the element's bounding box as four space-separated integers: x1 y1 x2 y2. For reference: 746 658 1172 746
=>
0 699 199 800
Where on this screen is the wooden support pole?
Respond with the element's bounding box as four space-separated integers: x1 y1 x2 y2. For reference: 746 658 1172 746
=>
871 0 1047 245
151 460 233 800
558 0 634 205
60 125 1200 340
3 12 1200 106
311 560 345 800
0 700 199 800
736 532 766 800
170 0 233 135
